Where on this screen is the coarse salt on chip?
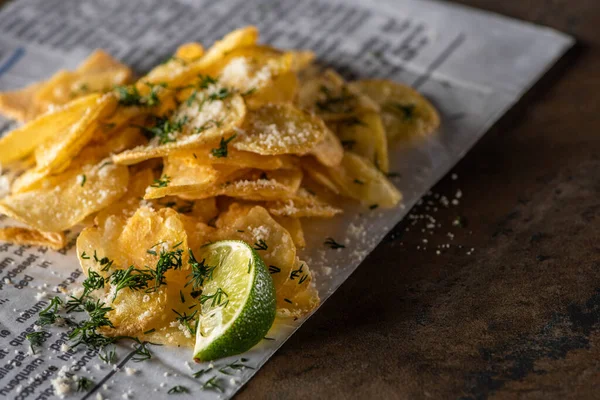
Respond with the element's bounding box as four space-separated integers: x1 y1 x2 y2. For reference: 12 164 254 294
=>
233 103 327 155
0 158 128 232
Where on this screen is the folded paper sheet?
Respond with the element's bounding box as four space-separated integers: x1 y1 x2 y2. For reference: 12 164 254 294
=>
0 0 573 398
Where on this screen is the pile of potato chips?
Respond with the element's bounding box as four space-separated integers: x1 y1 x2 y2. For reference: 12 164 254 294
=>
0 26 439 343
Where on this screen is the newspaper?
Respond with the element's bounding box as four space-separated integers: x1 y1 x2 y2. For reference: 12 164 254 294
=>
0 0 573 398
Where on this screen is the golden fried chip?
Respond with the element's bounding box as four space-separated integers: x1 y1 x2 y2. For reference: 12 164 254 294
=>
0 50 131 122
0 159 129 232
309 127 343 167
349 79 440 142
77 207 191 337
266 188 343 218
34 94 118 172
94 168 155 227
143 157 246 199
0 82 44 121
0 227 66 250
290 50 315 72
211 45 295 108
212 204 296 302
141 43 205 85
170 147 295 171
297 69 379 121
276 258 319 317
12 125 145 194
165 26 259 89
303 152 401 208
34 50 132 112
272 216 305 248
0 94 103 165
333 111 389 172
233 103 328 155
176 168 303 201
154 197 218 224
113 88 246 165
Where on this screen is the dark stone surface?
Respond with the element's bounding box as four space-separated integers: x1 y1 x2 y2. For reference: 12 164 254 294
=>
238 1 600 399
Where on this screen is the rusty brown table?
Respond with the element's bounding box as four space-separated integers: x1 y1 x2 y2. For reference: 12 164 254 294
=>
239 2 600 399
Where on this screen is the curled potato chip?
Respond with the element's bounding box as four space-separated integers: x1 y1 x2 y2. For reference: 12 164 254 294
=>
154 197 218 224
113 89 246 165
0 82 44 121
143 157 246 199
212 204 300 306
349 79 440 142
290 50 315 72
0 94 103 165
141 42 205 85
170 148 296 171
333 111 389 172
272 216 305 248
94 168 155 227
13 126 145 194
0 227 66 250
0 50 132 122
34 94 118 173
34 50 132 112
210 45 295 108
309 127 343 167
276 258 319 318
266 188 343 218
176 168 303 201
303 152 401 208
0 159 129 232
233 103 327 155
77 207 191 338
166 26 260 88
297 69 379 121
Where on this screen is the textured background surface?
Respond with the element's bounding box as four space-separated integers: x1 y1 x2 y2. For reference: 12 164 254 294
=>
238 1 600 399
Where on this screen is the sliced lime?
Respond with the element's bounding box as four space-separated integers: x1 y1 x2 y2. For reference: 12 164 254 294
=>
193 240 276 361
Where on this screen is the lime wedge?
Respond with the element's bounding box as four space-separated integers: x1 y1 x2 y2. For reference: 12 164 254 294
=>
193 240 276 361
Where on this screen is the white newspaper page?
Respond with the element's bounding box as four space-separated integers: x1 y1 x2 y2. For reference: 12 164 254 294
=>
0 0 573 399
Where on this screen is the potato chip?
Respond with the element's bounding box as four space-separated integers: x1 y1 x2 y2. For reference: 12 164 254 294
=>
140 43 204 86
169 147 296 171
272 216 306 248
34 50 132 112
333 111 389 172
297 69 379 121
0 94 103 165
12 125 145 194
209 45 295 108
94 168 155 227
176 168 303 201
276 258 319 317
0 81 44 122
165 26 260 89
309 126 344 167
112 88 246 165
303 152 401 208
154 197 218 224
0 227 66 250
290 50 315 72
34 94 118 173
300 157 341 194
77 207 191 337
0 50 132 122
266 189 343 218
0 159 128 232
233 103 328 155
179 215 215 251
212 204 297 301
349 79 440 142
143 157 246 199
